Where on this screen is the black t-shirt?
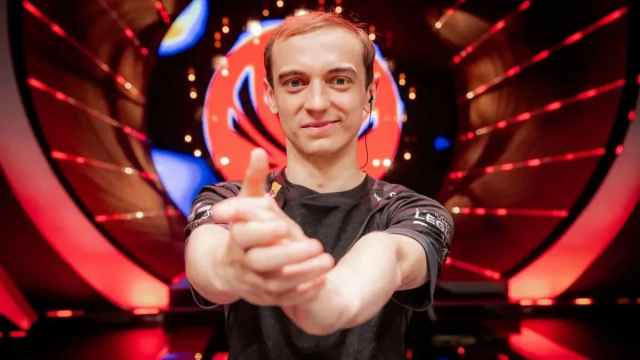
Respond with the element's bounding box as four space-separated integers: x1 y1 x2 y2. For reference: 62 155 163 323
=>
185 171 453 360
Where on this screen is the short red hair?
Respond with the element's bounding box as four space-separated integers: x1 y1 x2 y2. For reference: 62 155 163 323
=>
264 11 375 89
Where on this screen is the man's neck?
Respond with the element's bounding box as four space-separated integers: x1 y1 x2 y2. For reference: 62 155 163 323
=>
284 145 366 193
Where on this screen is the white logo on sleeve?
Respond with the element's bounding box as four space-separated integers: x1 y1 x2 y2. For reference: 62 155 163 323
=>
189 203 213 222
413 208 449 235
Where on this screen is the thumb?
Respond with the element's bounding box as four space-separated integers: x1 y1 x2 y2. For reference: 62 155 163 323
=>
239 148 270 197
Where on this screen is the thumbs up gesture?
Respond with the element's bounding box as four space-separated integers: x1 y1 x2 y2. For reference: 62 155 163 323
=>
211 148 335 306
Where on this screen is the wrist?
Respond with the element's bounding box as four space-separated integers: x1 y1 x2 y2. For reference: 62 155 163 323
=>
284 269 360 335
327 267 361 329
194 226 240 303
209 234 238 293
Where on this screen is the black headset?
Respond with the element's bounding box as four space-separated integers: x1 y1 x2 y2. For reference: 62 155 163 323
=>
360 93 374 169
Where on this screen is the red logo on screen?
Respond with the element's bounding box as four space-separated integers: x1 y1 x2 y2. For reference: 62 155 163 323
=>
203 21 404 180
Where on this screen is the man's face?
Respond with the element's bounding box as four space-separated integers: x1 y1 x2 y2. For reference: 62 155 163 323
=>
265 27 373 158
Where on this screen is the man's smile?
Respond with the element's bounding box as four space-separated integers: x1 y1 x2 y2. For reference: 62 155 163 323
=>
301 120 341 135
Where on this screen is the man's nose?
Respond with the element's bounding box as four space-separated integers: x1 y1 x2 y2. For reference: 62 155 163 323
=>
304 80 330 114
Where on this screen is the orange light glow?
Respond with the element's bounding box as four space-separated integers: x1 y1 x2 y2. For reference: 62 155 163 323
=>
133 308 161 315
46 309 82 318
573 298 593 306
535 298 554 306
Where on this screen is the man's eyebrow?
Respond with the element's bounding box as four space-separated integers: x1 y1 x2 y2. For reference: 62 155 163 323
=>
326 66 358 76
277 70 306 82
277 66 358 82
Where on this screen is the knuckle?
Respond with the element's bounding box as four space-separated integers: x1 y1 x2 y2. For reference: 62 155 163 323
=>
264 281 282 294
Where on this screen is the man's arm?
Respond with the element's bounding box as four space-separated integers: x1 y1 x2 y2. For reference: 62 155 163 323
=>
185 224 241 305
282 231 427 335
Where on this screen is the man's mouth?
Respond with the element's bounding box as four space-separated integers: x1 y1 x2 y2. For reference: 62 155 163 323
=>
301 120 340 128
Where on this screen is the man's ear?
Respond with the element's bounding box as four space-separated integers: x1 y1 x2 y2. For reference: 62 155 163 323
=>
366 74 380 113
263 78 278 114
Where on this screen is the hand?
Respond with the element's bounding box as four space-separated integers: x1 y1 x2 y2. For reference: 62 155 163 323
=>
211 148 335 306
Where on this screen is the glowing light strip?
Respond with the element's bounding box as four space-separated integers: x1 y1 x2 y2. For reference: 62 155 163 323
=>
518 298 554 306
434 0 467 29
573 297 593 305
0 267 37 330
133 307 161 315
517 297 638 306
0 24 169 310
461 7 628 102
50 150 158 181
508 106 640 300
9 330 27 338
451 207 568 218
154 0 171 25
509 327 588 359
445 256 501 280
27 77 148 142
449 147 606 179
459 79 625 141
22 1 145 102
94 207 179 223
46 309 85 318
97 0 149 57
453 0 531 64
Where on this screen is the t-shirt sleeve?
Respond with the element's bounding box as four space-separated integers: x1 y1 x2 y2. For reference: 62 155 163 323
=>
184 182 240 238
184 182 240 309
383 192 454 311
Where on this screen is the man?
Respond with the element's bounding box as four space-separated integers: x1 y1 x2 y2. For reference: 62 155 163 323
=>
184 11 453 359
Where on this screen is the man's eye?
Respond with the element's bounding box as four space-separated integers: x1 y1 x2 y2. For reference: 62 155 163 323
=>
285 79 304 88
331 77 352 87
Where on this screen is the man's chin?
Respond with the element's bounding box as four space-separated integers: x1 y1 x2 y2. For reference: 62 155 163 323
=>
295 140 344 158
302 146 339 158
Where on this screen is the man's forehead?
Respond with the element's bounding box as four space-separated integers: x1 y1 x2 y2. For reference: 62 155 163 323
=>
270 27 365 75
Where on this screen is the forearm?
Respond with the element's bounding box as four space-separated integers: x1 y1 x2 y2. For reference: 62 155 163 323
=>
283 231 403 335
185 224 240 305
